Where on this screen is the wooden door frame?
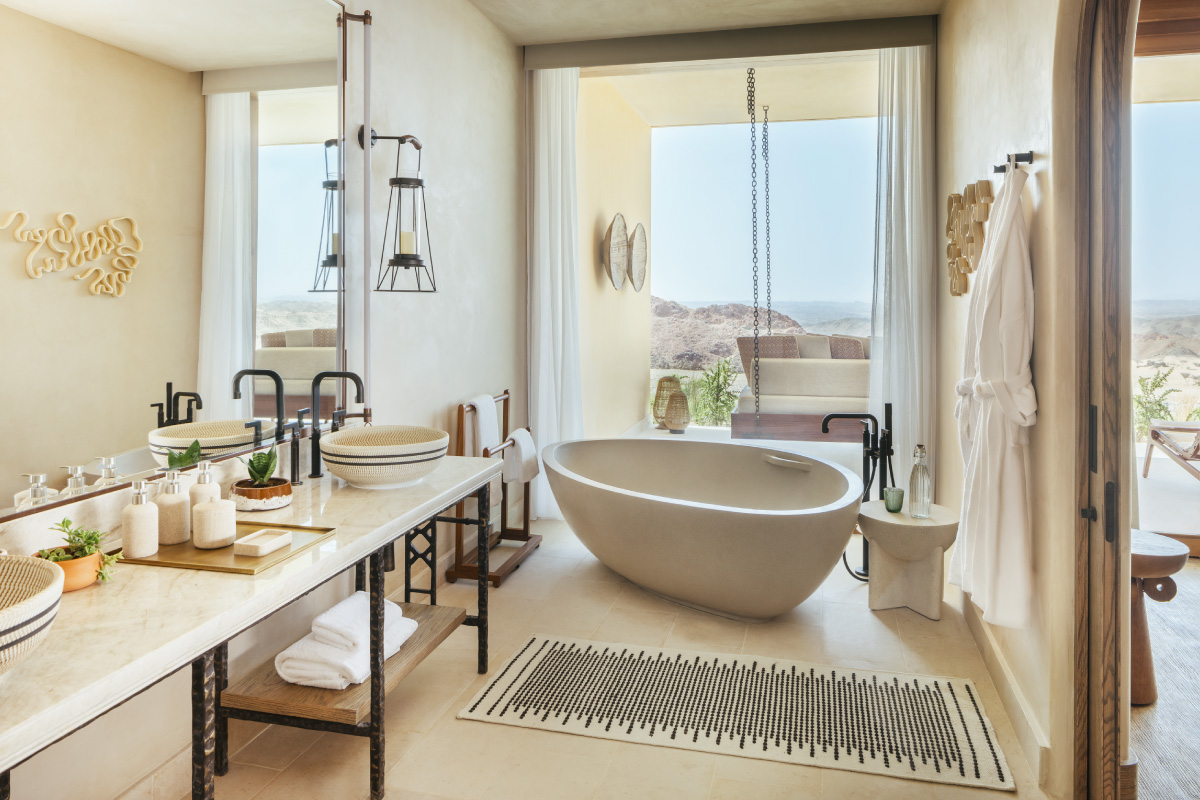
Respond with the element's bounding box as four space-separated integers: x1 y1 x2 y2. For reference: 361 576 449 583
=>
1074 0 1138 798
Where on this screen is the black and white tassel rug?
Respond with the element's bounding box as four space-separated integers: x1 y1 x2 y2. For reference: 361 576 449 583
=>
459 636 1014 792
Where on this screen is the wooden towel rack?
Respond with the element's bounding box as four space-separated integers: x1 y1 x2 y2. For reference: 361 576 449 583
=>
445 390 541 587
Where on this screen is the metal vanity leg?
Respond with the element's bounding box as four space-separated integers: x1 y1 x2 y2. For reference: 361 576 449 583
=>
191 650 217 800
476 483 490 674
215 643 229 776
1 768 10 800
355 559 366 592
369 549 386 800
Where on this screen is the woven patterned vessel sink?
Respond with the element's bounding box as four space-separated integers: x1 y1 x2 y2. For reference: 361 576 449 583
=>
321 425 449 489
149 419 269 467
0 555 64 678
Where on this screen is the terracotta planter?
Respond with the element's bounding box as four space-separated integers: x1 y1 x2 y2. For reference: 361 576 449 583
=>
231 477 293 512
37 550 102 593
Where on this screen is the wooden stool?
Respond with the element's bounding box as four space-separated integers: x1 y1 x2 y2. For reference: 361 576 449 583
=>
1130 529 1190 706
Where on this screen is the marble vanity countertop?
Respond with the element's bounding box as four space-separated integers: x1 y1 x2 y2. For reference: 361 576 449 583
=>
0 456 501 773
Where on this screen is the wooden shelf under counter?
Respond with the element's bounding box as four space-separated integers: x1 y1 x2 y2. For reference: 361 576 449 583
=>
221 602 466 726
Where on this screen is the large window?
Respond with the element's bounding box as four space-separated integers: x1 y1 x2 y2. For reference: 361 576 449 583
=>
649 117 877 421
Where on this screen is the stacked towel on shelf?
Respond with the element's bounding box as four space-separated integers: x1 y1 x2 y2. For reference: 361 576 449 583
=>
275 592 419 690
503 428 540 484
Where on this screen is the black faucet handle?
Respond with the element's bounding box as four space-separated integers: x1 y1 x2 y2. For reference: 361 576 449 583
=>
296 408 312 436
151 403 166 428
331 408 348 432
244 420 264 448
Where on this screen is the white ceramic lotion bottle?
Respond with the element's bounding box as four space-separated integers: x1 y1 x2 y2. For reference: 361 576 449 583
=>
157 469 191 545
193 497 236 549
190 461 221 516
122 481 159 558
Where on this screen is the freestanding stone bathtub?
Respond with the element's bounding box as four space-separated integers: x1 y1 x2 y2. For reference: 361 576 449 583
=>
543 438 863 621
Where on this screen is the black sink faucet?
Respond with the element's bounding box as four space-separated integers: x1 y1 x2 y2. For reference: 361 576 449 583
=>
152 382 204 428
309 371 366 478
232 369 286 444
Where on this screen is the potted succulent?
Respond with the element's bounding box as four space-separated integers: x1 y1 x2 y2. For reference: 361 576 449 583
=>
34 518 122 592
232 446 292 511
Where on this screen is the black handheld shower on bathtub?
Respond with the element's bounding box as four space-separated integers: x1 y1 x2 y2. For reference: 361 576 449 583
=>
821 403 895 583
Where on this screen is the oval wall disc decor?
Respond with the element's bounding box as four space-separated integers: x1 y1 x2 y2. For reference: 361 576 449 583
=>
627 222 647 292
602 212 628 290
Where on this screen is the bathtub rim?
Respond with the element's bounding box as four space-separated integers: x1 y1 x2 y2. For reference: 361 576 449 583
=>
542 438 864 517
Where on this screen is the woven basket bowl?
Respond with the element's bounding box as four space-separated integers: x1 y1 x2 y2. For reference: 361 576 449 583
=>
0 555 65 678
653 377 681 428
321 426 450 489
148 419 267 467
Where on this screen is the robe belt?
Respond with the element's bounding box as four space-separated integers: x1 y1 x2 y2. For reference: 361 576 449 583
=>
973 379 1036 445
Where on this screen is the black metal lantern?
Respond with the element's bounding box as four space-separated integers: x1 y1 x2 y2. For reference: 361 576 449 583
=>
312 138 342 293
375 134 436 293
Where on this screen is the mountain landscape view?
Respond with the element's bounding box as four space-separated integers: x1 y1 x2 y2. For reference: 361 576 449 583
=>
256 297 338 338
651 297 871 372
1133 299 1200 418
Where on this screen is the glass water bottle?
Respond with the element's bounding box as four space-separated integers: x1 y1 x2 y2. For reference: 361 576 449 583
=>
909 444 932 519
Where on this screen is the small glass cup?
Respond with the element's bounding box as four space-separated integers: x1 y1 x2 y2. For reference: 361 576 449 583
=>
883 486 905 513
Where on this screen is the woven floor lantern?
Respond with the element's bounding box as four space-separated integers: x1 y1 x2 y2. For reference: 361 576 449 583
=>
653 377 681 428
664 391 691 434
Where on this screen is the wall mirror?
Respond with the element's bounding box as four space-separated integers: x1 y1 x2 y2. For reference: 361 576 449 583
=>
0 0 354 520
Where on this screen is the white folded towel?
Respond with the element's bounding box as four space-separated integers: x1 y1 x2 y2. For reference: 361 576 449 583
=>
311 591 404 651
274 614 418 690
503 428 539 483
468 393 501 457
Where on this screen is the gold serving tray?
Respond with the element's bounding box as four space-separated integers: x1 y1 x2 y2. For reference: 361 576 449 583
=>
121 521 336 575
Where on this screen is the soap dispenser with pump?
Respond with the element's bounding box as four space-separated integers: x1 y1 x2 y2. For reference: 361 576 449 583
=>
122 481 160 559
14 474 59 509
59 465 89 498
157 470 191 545
94 457 121 487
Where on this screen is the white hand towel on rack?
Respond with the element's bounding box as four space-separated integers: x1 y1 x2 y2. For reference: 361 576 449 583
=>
469 393 501 457
275 615 418 690
468 393 503 509
311 590 403 652
503 428 540 483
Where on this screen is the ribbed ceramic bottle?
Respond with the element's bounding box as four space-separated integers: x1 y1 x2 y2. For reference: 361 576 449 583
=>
909 444 931 519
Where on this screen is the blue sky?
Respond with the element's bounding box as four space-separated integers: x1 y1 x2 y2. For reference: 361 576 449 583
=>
650 118 877 304
257 143 334 303
1132 101 1200 301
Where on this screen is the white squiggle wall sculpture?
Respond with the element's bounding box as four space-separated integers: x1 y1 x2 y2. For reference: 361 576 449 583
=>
0 212 143 297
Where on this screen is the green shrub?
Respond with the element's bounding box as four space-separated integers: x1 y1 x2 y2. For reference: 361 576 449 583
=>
1134 367 1179 440
690 358 739 427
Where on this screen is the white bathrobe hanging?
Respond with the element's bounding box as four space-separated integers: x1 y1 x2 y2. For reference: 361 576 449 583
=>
949 165 1038 629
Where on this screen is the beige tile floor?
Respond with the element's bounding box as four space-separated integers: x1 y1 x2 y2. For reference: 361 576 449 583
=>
197 519 1046 800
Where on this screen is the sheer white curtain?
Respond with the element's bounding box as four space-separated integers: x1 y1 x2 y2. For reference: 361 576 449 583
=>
529 68 584 519
197 93 254 421
868 46 937 488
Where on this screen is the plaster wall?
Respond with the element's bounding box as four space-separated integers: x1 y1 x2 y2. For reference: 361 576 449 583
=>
576 78 652 438
936 0 1082 795
0 5 205 510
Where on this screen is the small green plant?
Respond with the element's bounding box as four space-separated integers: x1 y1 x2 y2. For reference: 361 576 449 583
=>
1134 367 1180 440
239 446 279 486
167 439 203 469
691 358 740 427
36 518 121 581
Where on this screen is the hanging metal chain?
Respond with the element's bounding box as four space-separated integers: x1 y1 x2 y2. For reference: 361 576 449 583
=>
763 105 772 335
748 68 760 417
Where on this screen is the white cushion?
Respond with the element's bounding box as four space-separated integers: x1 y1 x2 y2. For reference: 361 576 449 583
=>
795 334 832 359
284 329 315 347
751 358 869 398
736 388 868 415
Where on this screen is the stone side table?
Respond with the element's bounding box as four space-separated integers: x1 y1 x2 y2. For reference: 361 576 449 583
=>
857 500 959 620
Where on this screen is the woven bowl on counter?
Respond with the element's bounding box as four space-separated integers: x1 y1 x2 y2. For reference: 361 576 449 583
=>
320 425 450 489
0 554 65 678
149 419 268 467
